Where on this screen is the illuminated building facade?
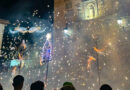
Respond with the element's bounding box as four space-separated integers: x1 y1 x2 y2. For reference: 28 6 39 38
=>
54 1 130 89
54 0 121 60
54 0 119 29
0 19 9 56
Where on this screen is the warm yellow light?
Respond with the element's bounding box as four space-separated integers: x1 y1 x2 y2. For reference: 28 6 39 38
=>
46 33 51 40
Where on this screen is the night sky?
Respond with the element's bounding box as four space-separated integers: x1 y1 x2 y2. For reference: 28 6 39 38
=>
0 0 54 60
0 0 53 22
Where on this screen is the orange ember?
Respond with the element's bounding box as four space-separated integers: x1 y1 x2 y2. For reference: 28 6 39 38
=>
23 44 26 49
40 57 43 66
93 47 104 53
87 56 96 69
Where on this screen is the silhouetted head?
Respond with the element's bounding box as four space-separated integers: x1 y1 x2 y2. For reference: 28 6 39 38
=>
12 75 24 90
30 81 44 90
100 84 112 90
63 82 74 87
60 86 76 90
0 83 3 90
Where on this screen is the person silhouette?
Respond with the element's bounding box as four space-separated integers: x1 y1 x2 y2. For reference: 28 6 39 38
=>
12 75 24 90
100 84 112 90
0 83 3 90
60 86 76 90
63 82 74 87
30 81 44 90
60 82 76 90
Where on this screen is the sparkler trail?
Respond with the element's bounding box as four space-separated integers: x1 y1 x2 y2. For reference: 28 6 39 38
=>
93 47 104 53
40 33 52 65
40 33 52 83
87 56 96 70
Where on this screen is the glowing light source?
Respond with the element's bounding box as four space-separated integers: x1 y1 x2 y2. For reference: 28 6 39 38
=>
46 33 51 40
64 29 69 34
64 28 72 36
108 42 112 46
117 19 122 25
13 27 41 34
93 47 104 53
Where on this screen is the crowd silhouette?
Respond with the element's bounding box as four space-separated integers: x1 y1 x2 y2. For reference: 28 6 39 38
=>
0 83 3 90
31 81 44 90
12 75 24 90
0 75 112 90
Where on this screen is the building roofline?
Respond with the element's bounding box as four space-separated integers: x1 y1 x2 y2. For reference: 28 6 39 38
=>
0 19 10 24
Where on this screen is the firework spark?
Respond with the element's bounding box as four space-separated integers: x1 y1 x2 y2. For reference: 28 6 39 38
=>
87 56 96 70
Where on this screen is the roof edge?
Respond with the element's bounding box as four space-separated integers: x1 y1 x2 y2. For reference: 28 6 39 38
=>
0 19 10 24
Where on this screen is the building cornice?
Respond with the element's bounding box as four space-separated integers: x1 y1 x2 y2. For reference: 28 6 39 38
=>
0 19 10 25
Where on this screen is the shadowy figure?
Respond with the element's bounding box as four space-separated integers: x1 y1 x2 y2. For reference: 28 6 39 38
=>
12 75 24 90
60 82 76 90
0 83 3 90
60 86 76 90
100 84 112 90
30 81 44 90
63 82 74 87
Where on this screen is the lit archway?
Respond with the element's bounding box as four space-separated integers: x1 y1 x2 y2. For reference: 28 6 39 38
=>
85 3 96 20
